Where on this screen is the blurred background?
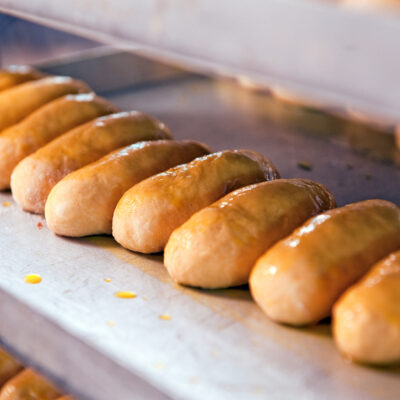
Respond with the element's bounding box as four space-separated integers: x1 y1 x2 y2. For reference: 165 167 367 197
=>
0 14 97 66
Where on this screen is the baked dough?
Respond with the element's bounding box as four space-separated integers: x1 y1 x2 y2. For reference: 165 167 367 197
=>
45 140 210 236
249 199 400 326
0 349 22 387
0 76 90 132
11 111 170 213
333 250 400 365
0 65 44 92
0 369 61 400
1 93 117 190
165 179 336 288
113 150 279 253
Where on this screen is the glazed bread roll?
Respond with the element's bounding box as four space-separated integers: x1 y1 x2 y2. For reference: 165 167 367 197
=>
249 199 400 326
333 250 400 365
165 179 336 289
1 93 117 190
0 349 22 387
113 150 279 253
0 65 44 92
0 369 61 400
45 140 210 237
11 111 170 213
0 76 90 132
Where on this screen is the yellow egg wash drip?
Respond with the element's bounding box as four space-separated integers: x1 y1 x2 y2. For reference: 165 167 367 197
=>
24 274 42 284
115 291 136 299
2 201 10 207
104 278 111 283
159 314 172 320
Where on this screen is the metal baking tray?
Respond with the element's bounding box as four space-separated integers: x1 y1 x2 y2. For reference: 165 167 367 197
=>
1 0 400 126
0 49 399 400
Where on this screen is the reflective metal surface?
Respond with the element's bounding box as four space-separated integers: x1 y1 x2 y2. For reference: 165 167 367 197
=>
0 51 399 400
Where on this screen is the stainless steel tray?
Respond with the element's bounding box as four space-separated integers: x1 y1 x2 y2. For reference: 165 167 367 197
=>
0 50 399 400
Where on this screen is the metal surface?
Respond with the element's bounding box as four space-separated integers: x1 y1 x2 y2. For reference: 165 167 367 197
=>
1 0 400 125
0 52 399 400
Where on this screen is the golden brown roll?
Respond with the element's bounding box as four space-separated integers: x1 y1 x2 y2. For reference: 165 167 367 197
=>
113 150 279 253
0 76 90 132
249 199 400 326
165 179 336 289
1 93 117 190
333 250 400 365
0 369 61 400
11 111 170 213
0 65 44 92
56 397 75 400
45 140 210 237
0 349 22 387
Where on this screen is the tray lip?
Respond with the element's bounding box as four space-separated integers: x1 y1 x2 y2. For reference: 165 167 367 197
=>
1 0 400 126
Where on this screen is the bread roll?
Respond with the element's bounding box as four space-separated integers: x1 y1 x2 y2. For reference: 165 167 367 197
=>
1 93 117 190
0 65 44 92
333 250 400 365
165 179 336 289
0 349 22 387
45 140 210 236
113 150 279 253
0 369 61 400
0 76 90 132
250 199 400 326
11 111 170 213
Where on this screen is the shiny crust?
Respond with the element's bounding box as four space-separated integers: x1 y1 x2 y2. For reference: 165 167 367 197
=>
0 65 45 92
3 93 117 191
0 369 61 400
113 150 279 253
11 111 170 213
45 140 210 237
0 349 22 387
165 179 335 288
0 76 90 132
333 250 400 365
249 199 400 326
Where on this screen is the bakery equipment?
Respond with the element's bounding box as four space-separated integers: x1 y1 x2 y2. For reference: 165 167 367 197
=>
0 4 399 399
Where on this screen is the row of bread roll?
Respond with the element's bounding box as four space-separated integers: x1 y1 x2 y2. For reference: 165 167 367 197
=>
11 111 172 213
2 77 280 244
0 66 44 93
3 66 398 366
112 150 280 253
45 140 211 236
0 75 92 134
0 66 115 190
41 146 278 244
0 93 118 189
0 348 75 399
164 185 400 364
250 199 400 326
